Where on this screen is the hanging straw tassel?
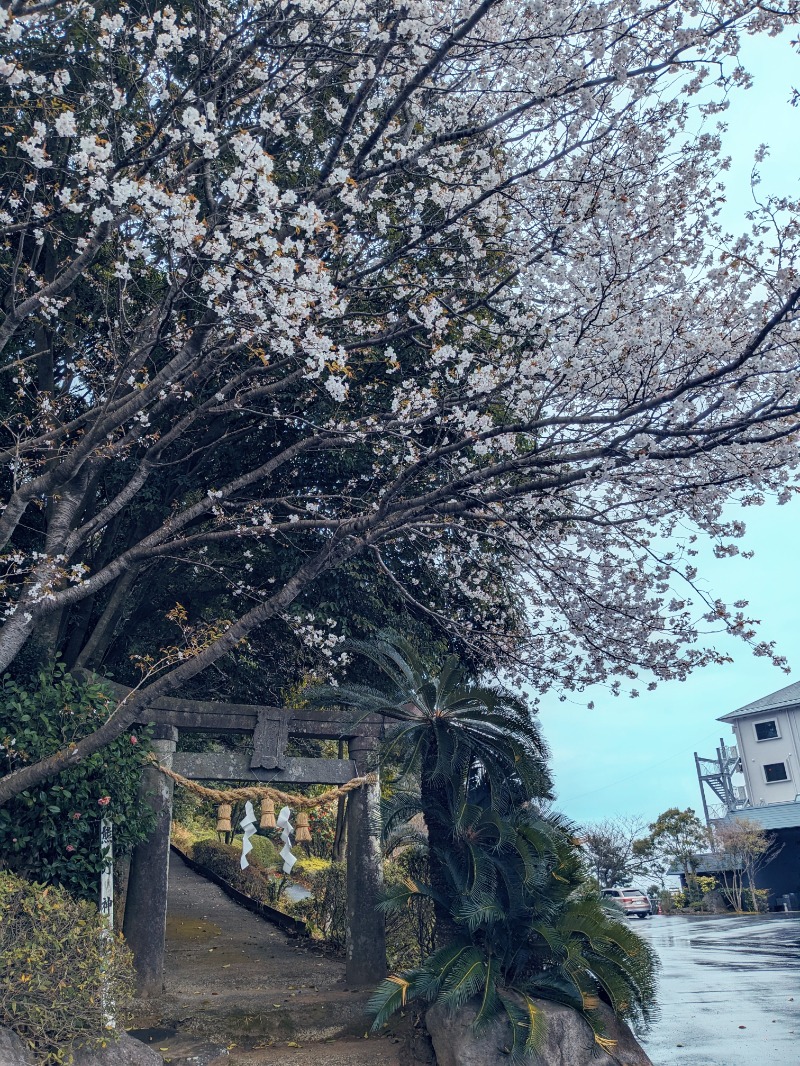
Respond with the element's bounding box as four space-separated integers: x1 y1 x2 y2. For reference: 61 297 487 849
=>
295 811 311 843
216 803 233 835
260 797 276 829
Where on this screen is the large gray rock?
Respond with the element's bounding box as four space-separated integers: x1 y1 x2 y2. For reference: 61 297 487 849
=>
426 997 653 1066
0 1026 163 1066
70 1032 163 1066
0 1028 35 1066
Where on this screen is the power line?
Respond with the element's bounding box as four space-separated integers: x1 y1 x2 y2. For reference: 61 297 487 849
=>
556 732 722 805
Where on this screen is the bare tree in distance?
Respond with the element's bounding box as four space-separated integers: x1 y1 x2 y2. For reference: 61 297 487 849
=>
2 0 800 804
581 816 649 888
713 817 782 912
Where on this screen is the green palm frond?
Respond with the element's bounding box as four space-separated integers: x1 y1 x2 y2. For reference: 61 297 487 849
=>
368 971 420 1029
497 991 548 1063
472 955 501 1030
440 946 489 1011
453 892 507 931
378 876 444 914
412 941 478 1002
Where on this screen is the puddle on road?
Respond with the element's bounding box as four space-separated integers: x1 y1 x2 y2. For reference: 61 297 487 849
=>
126 1026 179 1043
166 916 222 941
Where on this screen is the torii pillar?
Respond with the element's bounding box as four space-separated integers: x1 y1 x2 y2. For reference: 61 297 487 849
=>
123 725 178 997
345 734 386 986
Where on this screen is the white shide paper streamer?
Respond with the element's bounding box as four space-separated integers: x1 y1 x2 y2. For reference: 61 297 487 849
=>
276 805 297 874
240 800 257 869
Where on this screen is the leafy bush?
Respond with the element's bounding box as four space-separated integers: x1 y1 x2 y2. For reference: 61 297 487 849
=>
305 804 338 858
241 833 281 869
743 888 769 913
288 862 347 949
0 871 134 1064
0 664 153 901
287 851 434 964
658 890 677 914
293 855 330 880
191 840 289 905
170 822 196 856
384 849 435 970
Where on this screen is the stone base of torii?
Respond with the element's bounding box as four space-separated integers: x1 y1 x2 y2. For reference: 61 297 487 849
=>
109 687 386 995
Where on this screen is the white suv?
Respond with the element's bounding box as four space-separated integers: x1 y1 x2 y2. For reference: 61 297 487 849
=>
602 886 651 918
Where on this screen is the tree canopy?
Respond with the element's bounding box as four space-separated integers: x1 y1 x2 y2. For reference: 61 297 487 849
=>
635 806 710 877
2 0 800 802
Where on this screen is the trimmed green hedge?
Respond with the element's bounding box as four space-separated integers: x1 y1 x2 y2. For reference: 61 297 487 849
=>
191 840 289 905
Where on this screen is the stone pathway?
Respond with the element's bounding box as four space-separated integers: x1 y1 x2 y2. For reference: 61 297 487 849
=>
129 853 429 1066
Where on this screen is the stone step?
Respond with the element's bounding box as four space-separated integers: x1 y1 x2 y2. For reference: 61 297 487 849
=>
129 1011 434 1066
138 985 374 1046
128 1027 230 1065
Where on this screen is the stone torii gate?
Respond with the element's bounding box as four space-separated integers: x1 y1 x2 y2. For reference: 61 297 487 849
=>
117 688 385 995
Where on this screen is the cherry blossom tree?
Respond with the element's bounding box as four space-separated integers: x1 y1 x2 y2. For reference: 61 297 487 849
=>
2 0 800 803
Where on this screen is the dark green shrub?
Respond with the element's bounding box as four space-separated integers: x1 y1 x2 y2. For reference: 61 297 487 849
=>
287 853 434 963
384 849 435 970
288 862 347 949
0 871 134 1064
191 840 289 905
0 664 153 901
658 890 676 914
242 833 281 869
305 804 338 858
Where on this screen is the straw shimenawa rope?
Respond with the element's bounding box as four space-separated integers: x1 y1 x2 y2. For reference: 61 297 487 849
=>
148 754 376 809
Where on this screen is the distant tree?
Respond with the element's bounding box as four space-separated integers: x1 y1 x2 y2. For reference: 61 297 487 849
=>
713 818 781 912
637 808 710 884
581 816 647 888
630 837 673 890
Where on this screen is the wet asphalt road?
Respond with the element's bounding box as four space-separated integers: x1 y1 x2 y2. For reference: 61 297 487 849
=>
633 913 800 1066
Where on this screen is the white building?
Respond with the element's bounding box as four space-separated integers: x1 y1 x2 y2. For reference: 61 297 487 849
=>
718 680 800 808
694 679 800 908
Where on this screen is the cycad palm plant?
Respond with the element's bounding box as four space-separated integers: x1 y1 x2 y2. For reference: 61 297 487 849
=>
309 636 657 1061
370 782 658 1061
307 634 551 942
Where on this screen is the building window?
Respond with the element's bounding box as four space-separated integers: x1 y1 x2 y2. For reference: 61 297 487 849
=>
763 761 789 784
754 720 780 741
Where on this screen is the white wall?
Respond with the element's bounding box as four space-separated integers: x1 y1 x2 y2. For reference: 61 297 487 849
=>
732 708 800 805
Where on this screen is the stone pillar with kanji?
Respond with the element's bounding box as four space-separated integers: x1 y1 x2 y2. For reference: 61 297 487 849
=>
123 725 178 997
345 734 386 986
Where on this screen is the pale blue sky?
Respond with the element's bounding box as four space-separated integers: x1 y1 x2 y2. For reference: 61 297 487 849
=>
538 30 800 830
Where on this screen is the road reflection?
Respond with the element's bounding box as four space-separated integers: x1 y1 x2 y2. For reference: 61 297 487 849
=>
633 913 800 1066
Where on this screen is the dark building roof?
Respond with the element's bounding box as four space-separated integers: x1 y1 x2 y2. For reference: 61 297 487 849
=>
714 801 800 831
718 679 800 723
666 852 742 876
